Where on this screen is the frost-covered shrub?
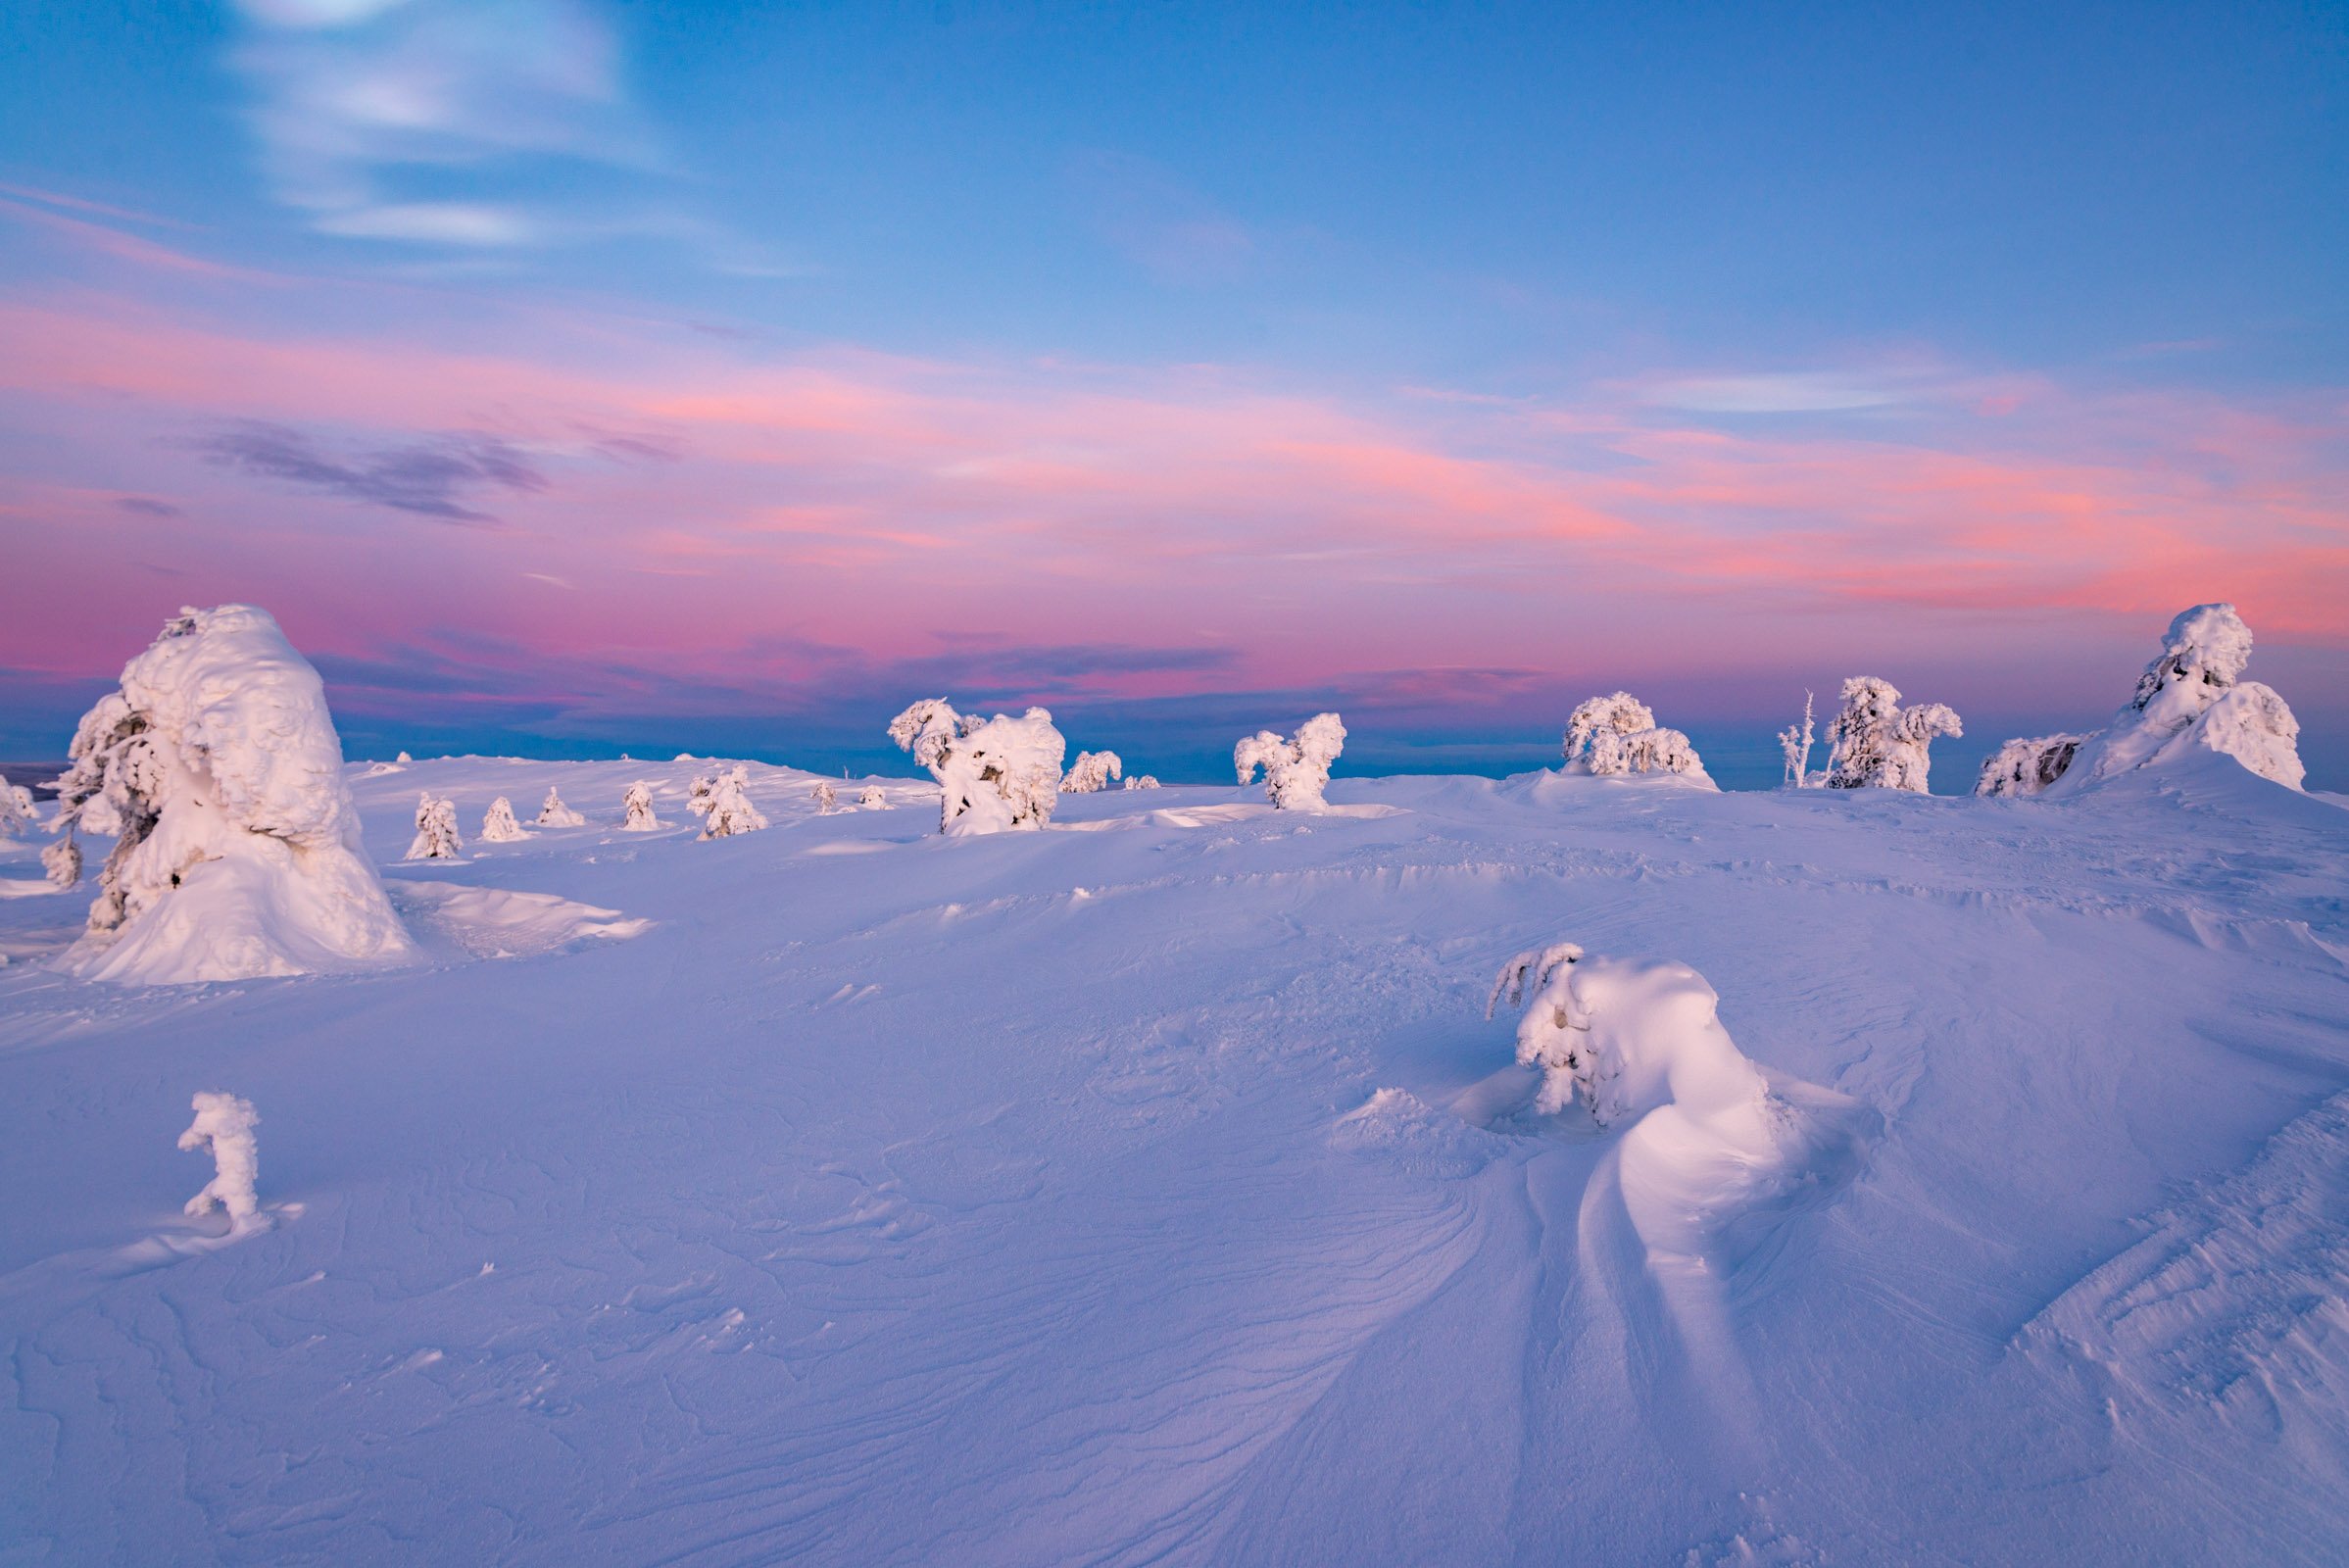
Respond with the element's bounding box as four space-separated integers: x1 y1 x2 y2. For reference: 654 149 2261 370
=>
1778 692 1817 788
1124 774 1160 790
535 787 585 827
1062 751 1123 793
1 783 40 838
857 785 887 810
408 793 462 859
1987 604 2307 798
481 797 528 843
619 780 661 831
1975 734 2085 799
813 781 839 814
1824 677 1962 792
1562 692 1710 781
888 699 1066 835
178 1090 261 1224
47 605 415 983
1236 712 1346 810
1487 943 1770 1124
44 835 82 888
690 765 768 839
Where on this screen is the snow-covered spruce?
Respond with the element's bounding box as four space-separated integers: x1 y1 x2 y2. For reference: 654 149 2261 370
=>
1981 604 2306 798
813 781 839 814
43 834 81 888
481 797 528 843
1123 774 1160 790
178 1090 261 1225
689 766 768 839
1235 712 1346 810
1561 692 1712 783
46 605 415 984
619 780 661 831
1062 751 1123 793
535 787 585 827
888 700 1066 835
857 785 888 810
408 793 462 859
1824 677 1962 792
1 782 38 839
1779 691 1817 788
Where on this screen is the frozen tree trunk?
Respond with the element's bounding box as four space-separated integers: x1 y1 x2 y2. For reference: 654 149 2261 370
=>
407 793 462 859
47 605 415 983
1236 712 1346 809
619 781 661 831
480 797 528 843
535 788 585 827
178 1091 262 1225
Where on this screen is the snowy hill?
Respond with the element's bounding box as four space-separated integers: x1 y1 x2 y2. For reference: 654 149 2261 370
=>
2 756 2346 1562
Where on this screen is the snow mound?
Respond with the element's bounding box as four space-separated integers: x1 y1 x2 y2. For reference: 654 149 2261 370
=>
49 605 416 985
387 881 652 958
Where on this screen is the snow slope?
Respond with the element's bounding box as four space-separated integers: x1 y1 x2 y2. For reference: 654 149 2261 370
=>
2 754 2346 1563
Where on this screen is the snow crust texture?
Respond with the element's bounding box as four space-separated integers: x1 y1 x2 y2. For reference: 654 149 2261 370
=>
46 605 415 983
1236 712 1346 809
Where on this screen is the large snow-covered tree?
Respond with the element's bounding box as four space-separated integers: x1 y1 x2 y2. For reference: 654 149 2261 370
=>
619 780 661 831
690 765 769 839
407 793 462 859
888 700 1067 834
1061 751 1123 793
1979 604 2306 797
1824 677 1962 792
45 605 416 983
1561 692 1710 782
480 797 528 843
535 787 585 827
1236 712 1346 810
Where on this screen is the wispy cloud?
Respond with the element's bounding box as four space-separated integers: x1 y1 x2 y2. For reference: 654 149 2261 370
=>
199 420 545 521
1067 152 1259 284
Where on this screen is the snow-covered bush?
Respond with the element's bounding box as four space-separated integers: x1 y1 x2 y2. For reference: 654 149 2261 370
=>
1975 734 2086 799
1236 712 1346 810
888 699 1067 835
1982 604 2307 797
1824 677 1962 792
481 797 528 842
1561 692 1710 782
689 765 768 839
1487 943 1769 1124
408 793 462 858
1778 692 1817 788
857 785 887 810
396 751 412 762
619 780 661 831
812 781 839 814
1 783 40 838
1062 751 1123 793
46 605 415 984
535 787 585 827
178 1090 261 1225
43 834 81 888
1123 774 1160 791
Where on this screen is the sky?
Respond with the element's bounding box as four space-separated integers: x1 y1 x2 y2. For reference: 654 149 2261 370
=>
1 0 2343 790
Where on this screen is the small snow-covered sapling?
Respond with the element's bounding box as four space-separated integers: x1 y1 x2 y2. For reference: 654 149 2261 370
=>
178 1091 261 1224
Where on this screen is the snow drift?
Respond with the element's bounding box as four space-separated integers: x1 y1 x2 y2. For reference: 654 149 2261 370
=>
1979 604 2306 797
47 605 415 984
889 700 1067 835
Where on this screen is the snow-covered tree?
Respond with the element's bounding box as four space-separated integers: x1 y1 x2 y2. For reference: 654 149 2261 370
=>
1 783 39 839
1562 692 1710 781
395 751 413 763
535 787 585 827
812 781 839 814
1982 604 2307 797
1236 712 1346 810
1061 751 1123 793
1123 774 1160 790
888 699 1067 835
857 785 888 810
1778 691 1817 788
689 765 768 839
46 605 415 983
43 834 81 888
1824 677 1962 792
178 1090 261 1225
619 780 661 831
407 793 462 859
481 797 528 842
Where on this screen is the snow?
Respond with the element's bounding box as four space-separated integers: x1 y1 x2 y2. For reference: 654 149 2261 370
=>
44 605 416 985
534 788 586 828
1824 676 1961 792
889 699 1066 834
0 782 37 838
176 1091 261 1227
620 780 661 831
1 749 2346 1562
406 792 462 858
1563 691 1715 784
1236 711 1346 809
480 796 528 843
689 765 768 839
1061 750 1123 793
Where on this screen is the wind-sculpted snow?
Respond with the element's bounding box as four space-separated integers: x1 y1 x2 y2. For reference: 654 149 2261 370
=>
1 756 2345 1563
45 605 415 984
